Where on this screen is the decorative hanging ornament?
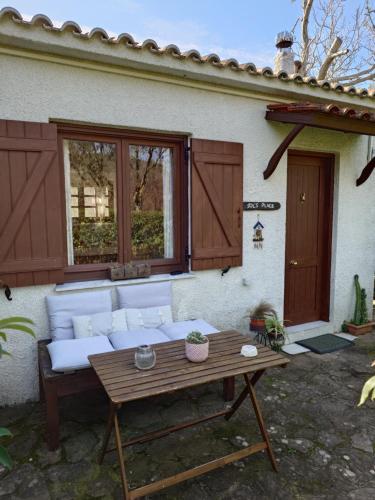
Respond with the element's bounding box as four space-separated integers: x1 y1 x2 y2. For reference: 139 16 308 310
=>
253 215 264 249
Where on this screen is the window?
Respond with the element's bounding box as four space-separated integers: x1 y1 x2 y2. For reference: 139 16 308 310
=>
129 145 174 261
64 139 118 265
60 126 187 281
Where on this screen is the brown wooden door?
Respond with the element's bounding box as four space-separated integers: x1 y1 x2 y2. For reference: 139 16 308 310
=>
284 151 334 326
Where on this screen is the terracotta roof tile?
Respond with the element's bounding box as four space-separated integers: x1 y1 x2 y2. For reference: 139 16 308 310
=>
267 102 375 121
0 6 374 99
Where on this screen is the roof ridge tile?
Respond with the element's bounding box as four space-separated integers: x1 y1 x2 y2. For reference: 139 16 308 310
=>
0 6 373 99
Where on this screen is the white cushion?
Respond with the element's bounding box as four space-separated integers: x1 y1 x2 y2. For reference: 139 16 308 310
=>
125 305 173 330
117 282 171 309
159 319 219 341
46 290 112 341
72 309 128 339
47 336 114 372
109 329 170 350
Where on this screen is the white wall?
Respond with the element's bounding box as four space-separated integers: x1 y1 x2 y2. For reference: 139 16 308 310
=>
0 53 374 405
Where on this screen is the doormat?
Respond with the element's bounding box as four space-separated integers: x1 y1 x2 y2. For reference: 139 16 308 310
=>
296 334 353 354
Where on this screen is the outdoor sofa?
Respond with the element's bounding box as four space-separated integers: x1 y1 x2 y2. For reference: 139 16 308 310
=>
38 282 235 450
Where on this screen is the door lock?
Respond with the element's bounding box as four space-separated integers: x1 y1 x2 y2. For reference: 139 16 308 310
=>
289 260 298 266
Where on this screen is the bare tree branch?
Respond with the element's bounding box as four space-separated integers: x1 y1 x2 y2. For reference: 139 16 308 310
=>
330 64 375 82
294 0 374 86
317 36 349 79
300 0 315 72
340 73 375 86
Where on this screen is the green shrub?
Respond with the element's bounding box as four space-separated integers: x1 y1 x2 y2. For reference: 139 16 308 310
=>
72 211 166 262
131 211 164 259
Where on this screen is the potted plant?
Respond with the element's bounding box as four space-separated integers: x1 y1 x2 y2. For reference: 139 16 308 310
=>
265 316 287 352
346 275 374 336
0 316 35 470
185 331 209 362
248 301 277 333
358 360 375 406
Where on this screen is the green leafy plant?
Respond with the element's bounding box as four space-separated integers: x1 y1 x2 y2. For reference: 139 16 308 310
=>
341 321 348 333
0 428 12 470
186 331 208 344
265 316 287 352
352 275 369 326
358 361 375 407
0 316 35 357
0 316 35 470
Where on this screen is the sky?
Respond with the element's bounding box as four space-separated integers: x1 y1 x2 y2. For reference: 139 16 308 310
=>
0 0 366 68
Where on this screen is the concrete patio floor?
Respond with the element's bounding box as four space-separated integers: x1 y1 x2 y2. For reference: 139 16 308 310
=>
1 332 375 500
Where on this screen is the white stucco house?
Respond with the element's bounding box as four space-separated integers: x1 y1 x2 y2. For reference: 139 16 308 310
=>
0 6 374 406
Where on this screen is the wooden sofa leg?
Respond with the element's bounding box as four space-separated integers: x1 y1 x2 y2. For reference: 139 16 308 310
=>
223 376 235 401
38 368 45 403
45 382 60 451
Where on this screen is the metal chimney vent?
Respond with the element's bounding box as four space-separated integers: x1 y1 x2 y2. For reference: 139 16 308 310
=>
275 31 294 49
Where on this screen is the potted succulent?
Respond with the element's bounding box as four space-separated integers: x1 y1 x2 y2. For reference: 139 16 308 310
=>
185 331 209 363
346 275 374 336
265 316 287 352
248 301 277 333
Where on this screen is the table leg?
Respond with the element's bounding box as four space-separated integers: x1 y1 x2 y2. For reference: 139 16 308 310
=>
114 408 130 500
225 369 265 421
243 373 278 472
98 403 116 465
223 376 235 401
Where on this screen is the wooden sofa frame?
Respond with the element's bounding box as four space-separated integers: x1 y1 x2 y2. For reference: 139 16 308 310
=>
38 339 236 451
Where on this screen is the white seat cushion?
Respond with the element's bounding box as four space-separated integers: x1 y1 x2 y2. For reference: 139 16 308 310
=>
117 281 171 309
47 336 114 372
159 319 219 341
46 290 112 341
109 329 170 350
72 309 128 339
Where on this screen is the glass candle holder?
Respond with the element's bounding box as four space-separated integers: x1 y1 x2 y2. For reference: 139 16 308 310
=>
135 345 156 370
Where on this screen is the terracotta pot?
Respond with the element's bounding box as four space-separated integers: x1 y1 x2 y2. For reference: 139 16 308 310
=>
185 339 209 362
346 322 374 336
250 318 266 332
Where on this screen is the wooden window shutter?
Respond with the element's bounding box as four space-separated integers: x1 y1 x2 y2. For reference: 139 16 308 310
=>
0 120 65 287
191 139 243 271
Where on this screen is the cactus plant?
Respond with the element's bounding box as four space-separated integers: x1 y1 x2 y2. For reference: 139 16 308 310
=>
360 288 368 325
353 275 362 325
352 275 369 326
347 275 373 336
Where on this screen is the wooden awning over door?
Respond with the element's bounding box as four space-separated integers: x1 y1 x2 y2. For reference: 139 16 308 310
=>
264 102 375 186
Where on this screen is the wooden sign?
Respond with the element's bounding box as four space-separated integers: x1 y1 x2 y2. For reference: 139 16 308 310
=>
243 201 281 211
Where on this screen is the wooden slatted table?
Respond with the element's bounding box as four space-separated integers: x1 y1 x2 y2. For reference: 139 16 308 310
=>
89 330 289 499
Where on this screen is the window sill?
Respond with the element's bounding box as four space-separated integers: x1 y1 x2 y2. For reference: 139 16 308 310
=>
55 272 196 293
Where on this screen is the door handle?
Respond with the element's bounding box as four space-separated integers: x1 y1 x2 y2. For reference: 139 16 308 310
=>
289 260 298 266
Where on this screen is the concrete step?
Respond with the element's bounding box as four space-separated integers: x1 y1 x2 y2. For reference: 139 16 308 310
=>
285 321 334 344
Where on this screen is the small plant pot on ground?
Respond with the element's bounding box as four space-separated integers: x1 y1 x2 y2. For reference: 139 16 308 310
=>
265 316 287 352
185 331 209 362
346 322 374 336
267 332 285 351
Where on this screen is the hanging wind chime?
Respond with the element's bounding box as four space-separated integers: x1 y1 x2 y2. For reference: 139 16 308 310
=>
253 215 264 249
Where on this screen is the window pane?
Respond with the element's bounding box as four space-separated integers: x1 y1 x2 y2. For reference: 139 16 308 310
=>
129 145 174 260
64 139 118 265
